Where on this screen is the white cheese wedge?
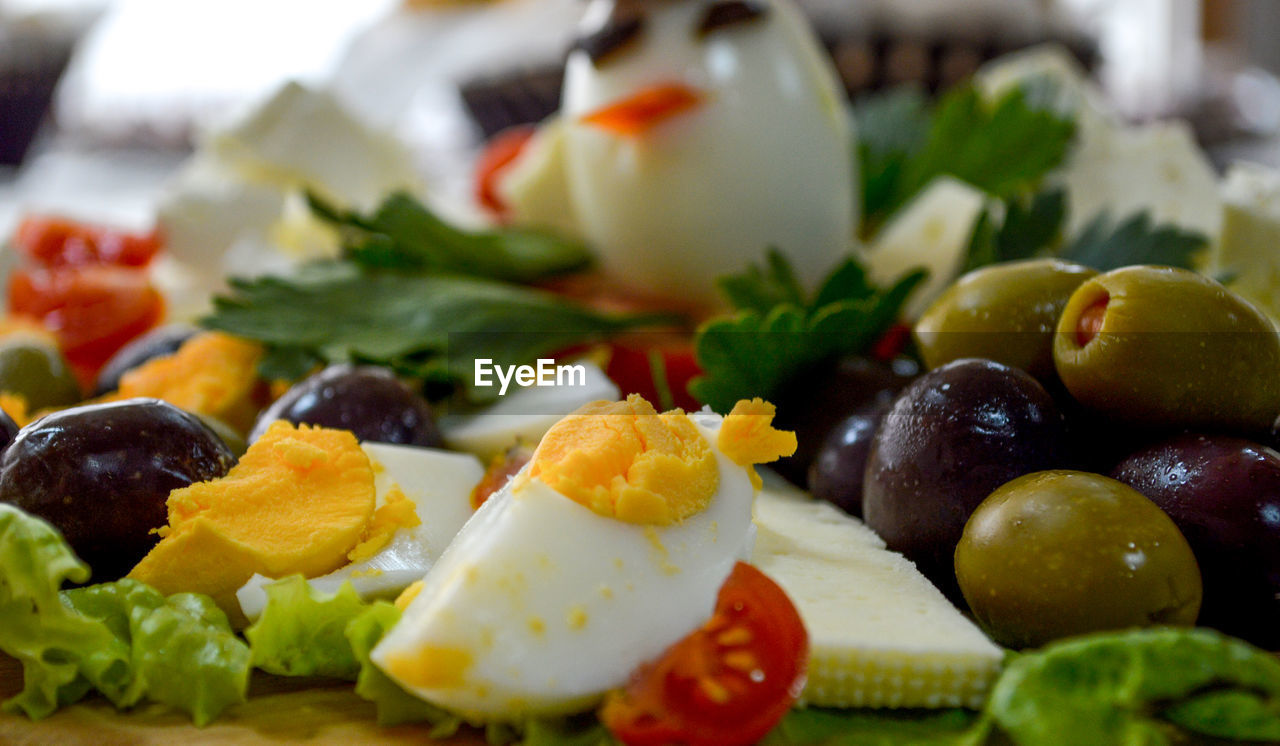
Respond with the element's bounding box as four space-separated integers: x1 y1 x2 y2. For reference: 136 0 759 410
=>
439 361 620 461
862 177 988 319
155 82 424 319
1206 162 1280 322
237 442 483 621
751 479 1004 709
1057 120 1221 241
207 81 421 209
976 44 1118 140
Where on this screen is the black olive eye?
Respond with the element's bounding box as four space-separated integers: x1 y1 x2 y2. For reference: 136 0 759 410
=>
573 11 645 66
697 0 767 37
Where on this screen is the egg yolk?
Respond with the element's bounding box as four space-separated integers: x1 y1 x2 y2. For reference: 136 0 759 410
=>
524 394 718 525
718 398 798 489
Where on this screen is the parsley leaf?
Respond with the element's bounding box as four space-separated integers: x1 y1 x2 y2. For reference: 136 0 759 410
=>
690 251 925 413
962 188 1067 273
1058 211 1209 271
307 191 591 283
854 87 932 234
857 83 1075 234
203 265 676 399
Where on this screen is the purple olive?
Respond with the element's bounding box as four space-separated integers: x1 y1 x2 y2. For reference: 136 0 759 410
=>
772 355 917 486
807 400 891 518
862 358 1069 600
251 364 442 447
0 399 234 581
1113 433 1280 647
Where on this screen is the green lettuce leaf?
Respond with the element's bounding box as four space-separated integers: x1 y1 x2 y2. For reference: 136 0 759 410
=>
0 504 132 719
761 707 982 746
345 600 462 734
0 505 249 725
244 575 368 679
62 580 251 726
987 627 1280 745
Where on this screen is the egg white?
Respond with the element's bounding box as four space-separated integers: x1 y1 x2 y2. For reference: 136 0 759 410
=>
370 412 756 721
557 0 855 307
237 442 483 621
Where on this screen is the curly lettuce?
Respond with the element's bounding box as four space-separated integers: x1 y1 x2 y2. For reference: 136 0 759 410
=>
0 504 250 725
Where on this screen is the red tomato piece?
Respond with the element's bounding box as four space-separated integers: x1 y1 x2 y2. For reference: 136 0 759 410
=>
14 215 162 268
8 266 165 384
474 125 537 218
600 562 808 746
605 341 702 413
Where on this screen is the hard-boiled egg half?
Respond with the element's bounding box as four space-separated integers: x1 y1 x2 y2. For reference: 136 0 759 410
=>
371 394 796 721
499 0 855 308
237 441 483 621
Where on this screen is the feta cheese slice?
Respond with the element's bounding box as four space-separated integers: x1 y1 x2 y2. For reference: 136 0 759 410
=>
1206 162 1280 322
752 479 1004 709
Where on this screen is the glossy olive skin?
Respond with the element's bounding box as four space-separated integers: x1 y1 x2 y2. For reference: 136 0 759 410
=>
0 399 234 581
1113 434 1280 647
772 355 917 485
807 400 890 518
1054 266 1280 433
956 470 1201 649
93 324 198 395
0 408 17 452
250 364 443 447
0 337 82 411
915 259 1096 382
862 358 1069 600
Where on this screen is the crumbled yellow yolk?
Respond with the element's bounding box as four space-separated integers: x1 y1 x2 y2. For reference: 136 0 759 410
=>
383 645 473 690
349 484 421 563
718 398 798 489
395 580 425 611
523 394 717 525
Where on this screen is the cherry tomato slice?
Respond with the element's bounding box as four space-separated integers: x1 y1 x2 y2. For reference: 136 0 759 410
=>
8 266 165 385
605 341 702 413
474 125 537 218
14 215 162 268
600 562 808 746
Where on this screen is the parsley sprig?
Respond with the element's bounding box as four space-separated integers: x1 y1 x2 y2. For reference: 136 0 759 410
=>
962 188 1209 273
855 83 1076 236
689 251 925 413
202 194 678 398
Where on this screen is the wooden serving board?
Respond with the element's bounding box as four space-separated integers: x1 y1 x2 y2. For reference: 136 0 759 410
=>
0 654 486 745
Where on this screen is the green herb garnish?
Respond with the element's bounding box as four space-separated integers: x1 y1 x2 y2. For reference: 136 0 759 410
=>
309 191 591 283
689 250 924 413
856 83 1075 235
960 191 1209 276
1057 211 1209 272
202 193 677 398
205 266 676 398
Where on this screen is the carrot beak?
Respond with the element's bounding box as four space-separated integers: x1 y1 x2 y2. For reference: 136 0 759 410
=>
579 82 706 137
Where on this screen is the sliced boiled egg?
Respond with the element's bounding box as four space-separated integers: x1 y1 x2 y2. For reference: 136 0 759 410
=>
438 360 619 461
504 0 855 309
237 442 483 621
370 395 795 721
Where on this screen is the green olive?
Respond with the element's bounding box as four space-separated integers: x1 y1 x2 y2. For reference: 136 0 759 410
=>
956 470 1202 649
1054 266 1280 432
0 337 82 411
914 259 1097 381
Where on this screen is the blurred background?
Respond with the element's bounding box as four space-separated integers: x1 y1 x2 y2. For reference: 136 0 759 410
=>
1 0 1279 234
